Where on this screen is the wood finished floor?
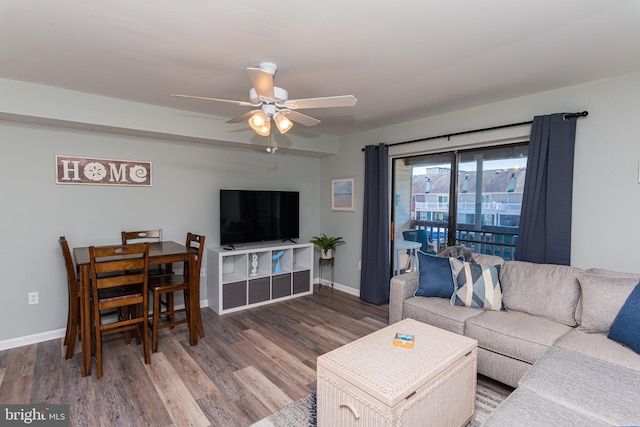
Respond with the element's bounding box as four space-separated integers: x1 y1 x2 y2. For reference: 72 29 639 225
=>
0 287 391 426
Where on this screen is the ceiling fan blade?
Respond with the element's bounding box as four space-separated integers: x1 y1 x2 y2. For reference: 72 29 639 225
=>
283 95 357 110
284 110 321 127
171 94 254 107
226 110 260 124
247 67 275 102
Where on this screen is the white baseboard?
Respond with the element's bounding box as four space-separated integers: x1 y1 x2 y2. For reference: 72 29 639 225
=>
0 299 209 352
316 279 360 297
0 329 67 351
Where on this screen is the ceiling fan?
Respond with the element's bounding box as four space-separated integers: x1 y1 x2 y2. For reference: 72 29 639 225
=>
171 62 358 138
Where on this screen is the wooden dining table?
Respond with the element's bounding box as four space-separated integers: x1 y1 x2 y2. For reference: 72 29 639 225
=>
73 240 200 377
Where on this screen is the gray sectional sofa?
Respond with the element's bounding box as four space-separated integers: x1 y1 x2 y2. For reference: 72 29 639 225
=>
389 253 640 425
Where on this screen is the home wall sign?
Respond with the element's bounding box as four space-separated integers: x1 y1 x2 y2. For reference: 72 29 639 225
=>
55 155 152 186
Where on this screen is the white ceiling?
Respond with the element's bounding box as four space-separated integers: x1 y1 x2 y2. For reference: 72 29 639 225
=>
1 0 640 137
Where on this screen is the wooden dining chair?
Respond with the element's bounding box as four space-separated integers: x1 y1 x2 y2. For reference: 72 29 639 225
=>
60 236 82 360
60 236 129 359
148 233 205 352
121 229 173 277
90 243 151 378
121 229 162 244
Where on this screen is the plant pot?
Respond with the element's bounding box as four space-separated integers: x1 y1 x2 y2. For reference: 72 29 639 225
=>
321 249 333 259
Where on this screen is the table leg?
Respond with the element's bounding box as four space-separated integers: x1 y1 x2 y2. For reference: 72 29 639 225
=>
196 268 205 339
80 265 91 377
188 252 198 346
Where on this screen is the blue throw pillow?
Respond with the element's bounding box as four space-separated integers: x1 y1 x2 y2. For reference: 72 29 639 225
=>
414 252 458 298
608 282 640 354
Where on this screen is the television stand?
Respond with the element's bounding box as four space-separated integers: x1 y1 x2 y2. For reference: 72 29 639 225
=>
282 238 297 244
208 242 313 314
223 244 236 251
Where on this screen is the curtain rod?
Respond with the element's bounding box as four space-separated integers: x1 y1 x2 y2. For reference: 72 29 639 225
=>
361 111 588 151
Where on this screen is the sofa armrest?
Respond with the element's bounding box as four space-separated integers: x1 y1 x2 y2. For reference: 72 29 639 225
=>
389 272 419 324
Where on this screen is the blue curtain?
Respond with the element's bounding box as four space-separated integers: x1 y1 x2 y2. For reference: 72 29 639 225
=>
360 144 390 304
515 113 577 265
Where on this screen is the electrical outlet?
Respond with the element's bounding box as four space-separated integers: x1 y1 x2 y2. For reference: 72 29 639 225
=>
28 292 39 305
200 267 206 277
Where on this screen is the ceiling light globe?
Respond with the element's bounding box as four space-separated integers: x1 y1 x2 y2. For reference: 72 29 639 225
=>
274 113 293 134
256 121 271 136
280 117 292 131
250 113 265 127
248 111 268 132
249 111 271 136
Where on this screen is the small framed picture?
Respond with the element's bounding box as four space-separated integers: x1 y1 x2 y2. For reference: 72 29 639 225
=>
331 177 355 211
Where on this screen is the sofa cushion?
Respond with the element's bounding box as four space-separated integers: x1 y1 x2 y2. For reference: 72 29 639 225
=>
577 272 638 333
449 258 503 311
464 310 572 364
402 297 482 335
555 329 640 372
577 269 639 324
608 282 640 354
484 388 608 427
500 261 581 326
517 346 640 426
414 252 458 298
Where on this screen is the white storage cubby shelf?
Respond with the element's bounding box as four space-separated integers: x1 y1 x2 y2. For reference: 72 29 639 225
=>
207 242 313 314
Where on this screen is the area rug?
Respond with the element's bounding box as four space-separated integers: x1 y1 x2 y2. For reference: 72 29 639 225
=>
251 382 508 427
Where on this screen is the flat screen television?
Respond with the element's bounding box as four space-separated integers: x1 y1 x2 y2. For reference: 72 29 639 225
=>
220 189 300 246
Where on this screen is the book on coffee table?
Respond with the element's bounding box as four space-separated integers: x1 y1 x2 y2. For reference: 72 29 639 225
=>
394 332 414 348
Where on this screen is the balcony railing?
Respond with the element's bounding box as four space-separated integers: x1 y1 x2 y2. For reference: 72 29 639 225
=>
408 220 518 261
414 201 521 213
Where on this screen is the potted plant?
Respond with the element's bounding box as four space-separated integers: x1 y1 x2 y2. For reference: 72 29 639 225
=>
310 233 345 259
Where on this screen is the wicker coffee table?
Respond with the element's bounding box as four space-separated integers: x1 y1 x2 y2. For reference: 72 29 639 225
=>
317 318 478 427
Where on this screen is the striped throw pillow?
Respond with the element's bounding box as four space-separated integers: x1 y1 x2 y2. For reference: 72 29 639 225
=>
449 257 504 311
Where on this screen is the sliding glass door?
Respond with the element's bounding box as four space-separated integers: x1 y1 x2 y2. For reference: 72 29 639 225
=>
391 143 527 273
392 152 454 275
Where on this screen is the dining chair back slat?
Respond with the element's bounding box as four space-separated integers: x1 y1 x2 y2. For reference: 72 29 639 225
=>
97 273 145 289
121 229 162 243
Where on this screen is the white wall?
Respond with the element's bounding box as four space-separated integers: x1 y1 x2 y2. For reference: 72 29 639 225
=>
322 71 640 292
0 120 321 343
313 138 367 295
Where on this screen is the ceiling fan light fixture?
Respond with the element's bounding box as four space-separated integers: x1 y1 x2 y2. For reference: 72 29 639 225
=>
274 113 293 134
255 120 270 136
249 111 267 129
249 111 271 136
